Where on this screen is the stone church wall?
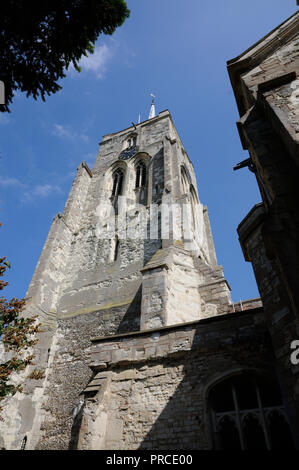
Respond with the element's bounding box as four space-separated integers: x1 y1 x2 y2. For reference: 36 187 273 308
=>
0 110 234 449
74 308 272 450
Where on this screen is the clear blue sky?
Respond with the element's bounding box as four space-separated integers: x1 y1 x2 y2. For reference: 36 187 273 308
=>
0 0 297 302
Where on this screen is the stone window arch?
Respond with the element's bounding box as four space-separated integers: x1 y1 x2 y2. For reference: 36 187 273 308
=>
112 168 124 197
123 133 137 150
181 166 189 195
190 185 198 231
134 157 149 206
135 161 146 189
208 373 294 450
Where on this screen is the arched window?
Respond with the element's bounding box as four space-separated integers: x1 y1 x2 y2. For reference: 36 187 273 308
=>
125 135 137 149
181 166 189 194
135 161 146 188
112 168 124 197
190 186 198 230
209 373 294 450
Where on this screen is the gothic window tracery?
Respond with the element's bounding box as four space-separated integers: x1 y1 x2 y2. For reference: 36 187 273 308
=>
134 160 148 206
124 135 137 149
119 135 138 160
209 374 294 450
112 168 124 197
135 161 146 188
190 185 198 231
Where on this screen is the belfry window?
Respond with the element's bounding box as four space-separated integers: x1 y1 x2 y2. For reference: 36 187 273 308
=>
126 136 137 148
135 162 146 188
112 169 124 197
209 374 294 450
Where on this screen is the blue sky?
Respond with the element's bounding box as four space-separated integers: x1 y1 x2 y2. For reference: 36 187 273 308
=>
0 0 297 303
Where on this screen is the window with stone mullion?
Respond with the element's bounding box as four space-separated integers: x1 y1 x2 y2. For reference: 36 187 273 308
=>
210 375 294 450
135 162 146 189
112 170 124 197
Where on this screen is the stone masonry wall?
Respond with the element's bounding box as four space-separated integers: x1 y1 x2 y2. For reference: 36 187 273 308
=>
34 299 155 451
238 209 299 442
0 111 233 449
77 309 273 450
229 12 299 446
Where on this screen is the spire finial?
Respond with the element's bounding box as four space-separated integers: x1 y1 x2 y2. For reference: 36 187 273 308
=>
148 93 156 119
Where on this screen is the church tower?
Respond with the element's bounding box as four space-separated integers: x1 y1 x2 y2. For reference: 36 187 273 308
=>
0 108 233 450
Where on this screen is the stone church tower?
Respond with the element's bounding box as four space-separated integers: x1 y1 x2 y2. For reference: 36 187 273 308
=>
2 104 292 450
0 108 234 449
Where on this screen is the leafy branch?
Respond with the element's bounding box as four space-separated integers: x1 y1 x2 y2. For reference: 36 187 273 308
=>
0 223 41 415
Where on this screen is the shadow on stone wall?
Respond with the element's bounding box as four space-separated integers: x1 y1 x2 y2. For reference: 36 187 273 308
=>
135 319 292 450
69 401 86 449
116 285 142 334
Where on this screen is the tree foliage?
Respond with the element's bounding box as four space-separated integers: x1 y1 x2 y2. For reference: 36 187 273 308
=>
0 223 40 412
0 0 130 112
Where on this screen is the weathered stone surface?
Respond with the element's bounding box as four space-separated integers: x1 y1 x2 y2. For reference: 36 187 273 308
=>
78 309 273 450
229 10 299 446
0 108 235 450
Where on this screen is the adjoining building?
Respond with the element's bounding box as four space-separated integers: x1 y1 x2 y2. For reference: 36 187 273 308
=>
228 10 299 447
